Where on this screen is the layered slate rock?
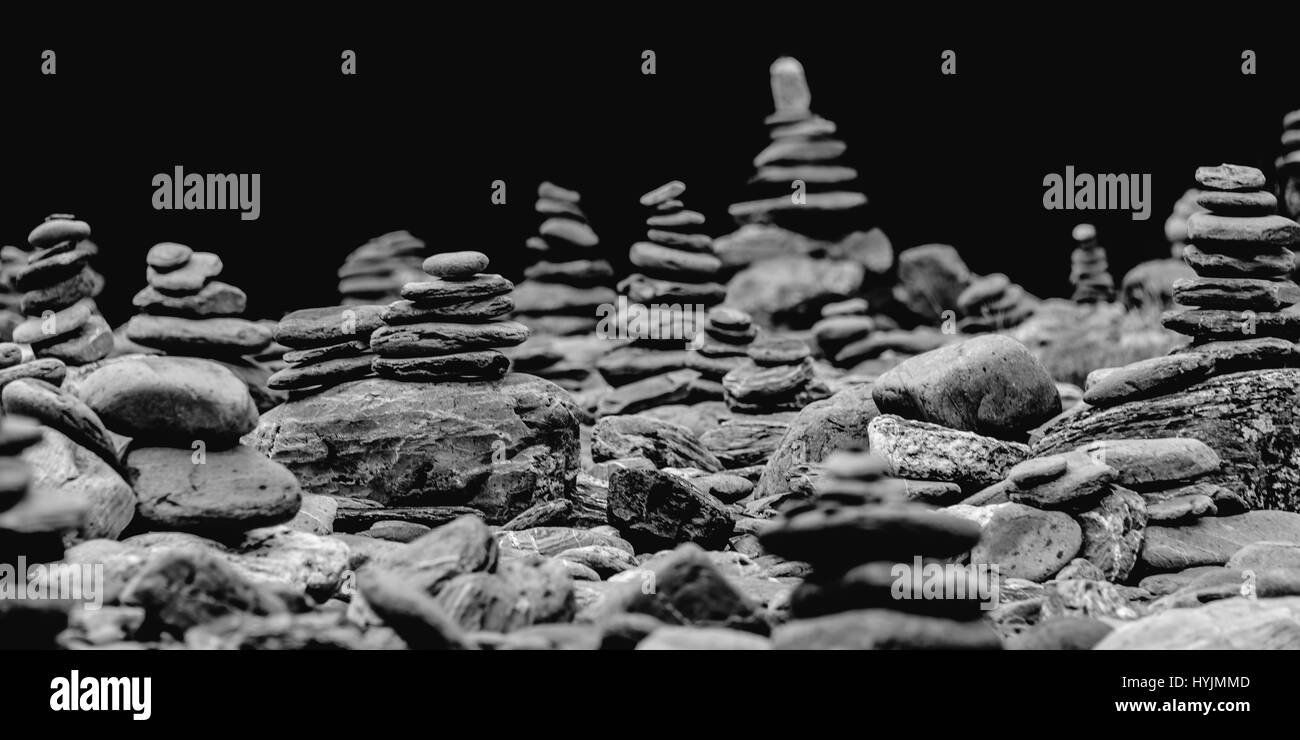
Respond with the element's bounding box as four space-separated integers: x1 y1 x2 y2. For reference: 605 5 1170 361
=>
269 305 384 397
337 230 427 306
16 214 111 364
760 448 1000 649
1163 164 1300 347
513 182 616 337
727 57 869 239
371 251 529 382
1069 224 1114 304
251 374 581 524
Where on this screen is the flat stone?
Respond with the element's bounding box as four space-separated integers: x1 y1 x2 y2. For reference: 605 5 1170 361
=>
639 181 686 207
522 260 614 285
400 274 513 305
1074 438 1220 489
133 281 248 317
370 320 530 358
382 295 513 324
872 334 1060 439
1195 163 1266 191
34 315 114 365
28 217 90 249
836 330 950 365
148 251 223 293
747 337 810 366
146 242 193 271
268 354 374 390
1008 456 1068 487
629 242 722 280
539 218 599 248
753 138 847 167
422 251 489 279
538 181 580 203
621 273 727 306
771 609 1001 650
645 210 706 229
761 503 981 571
21 266 99 313
127 446 301 535
14 244 94 291
125 315 272 356
646 230 713 251
1177 337 1299 372
534 197 584 219
1140 510 1300 571
1081 353 1216 407
1146 494 1217 523
281 339 370 365
1196 189 1278 215
596 369 699 417
275 304 386 348
1161 308 1300 340
1182 244 1294 278
1173 277 1300 310
1186 213 1300 247
372 350 509 382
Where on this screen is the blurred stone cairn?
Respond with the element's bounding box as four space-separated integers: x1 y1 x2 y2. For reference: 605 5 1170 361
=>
507 182 618 393
0 245 27 339
12 215 112 365
1068 223 1115 304
955 272 1039 333
337 230 427 306
594 181 725 416
1279 108 1300 222
758 447 1000 649
255 249 580 532
1120 190 1200 311
717 57 894 332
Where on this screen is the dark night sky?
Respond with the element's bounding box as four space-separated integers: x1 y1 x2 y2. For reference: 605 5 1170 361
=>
1 23 1296 325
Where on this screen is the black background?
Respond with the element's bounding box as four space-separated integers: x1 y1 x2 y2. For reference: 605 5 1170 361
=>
1 19 1297 325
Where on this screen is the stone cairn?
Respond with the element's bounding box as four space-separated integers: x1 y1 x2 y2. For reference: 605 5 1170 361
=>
337 230 427 306
594 182 725 414
1068 223 1114 304
514 182 616 337
124 243 273 363
269 303 385 398
14 215 112 364
956 273 1038 333
1279 109 1300 222
728 57 868 238
722 336 828 413
758 447 1000 649
370 250 530 382
810 298 874 363
685 306 758 390
1162 164 1300 353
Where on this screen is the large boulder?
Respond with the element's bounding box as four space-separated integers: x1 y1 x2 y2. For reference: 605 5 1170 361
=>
1033 368 1300 510
1138 511 1300 572
873 335 1061 440
725 256 864 329
250 374 580 524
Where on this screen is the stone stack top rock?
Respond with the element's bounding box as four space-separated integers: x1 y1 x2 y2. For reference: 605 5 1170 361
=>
514 182 616 337
337 230 427 306
957 273 1039 333
269 304 385 398
1069 223 1115 304
759 446 1000 649
124 242 272 361
1162 164 1300 357
14 214 111 365
728 57 869 238
370 250 530 383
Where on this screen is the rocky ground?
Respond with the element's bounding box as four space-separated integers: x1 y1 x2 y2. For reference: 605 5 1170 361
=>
3 69 1300 652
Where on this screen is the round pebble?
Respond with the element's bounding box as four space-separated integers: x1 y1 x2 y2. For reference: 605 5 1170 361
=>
146 242 193 271
28 216 91 249
423 251 489 279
